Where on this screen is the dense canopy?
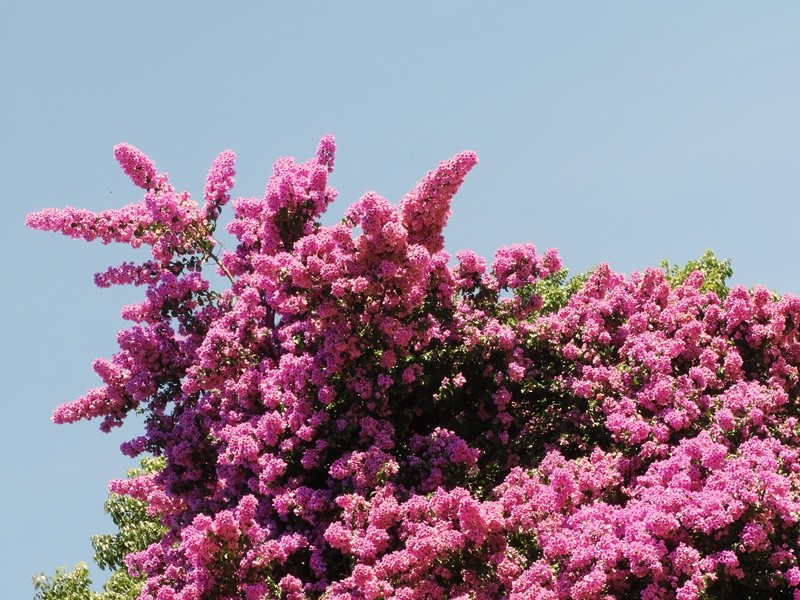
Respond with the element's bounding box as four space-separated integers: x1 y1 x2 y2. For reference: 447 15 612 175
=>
29 138 800 599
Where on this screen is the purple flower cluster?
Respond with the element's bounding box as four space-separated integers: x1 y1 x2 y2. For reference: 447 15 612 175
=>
29 138 800 599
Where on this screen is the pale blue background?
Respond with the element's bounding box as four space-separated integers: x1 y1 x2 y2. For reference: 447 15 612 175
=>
2 2 799 596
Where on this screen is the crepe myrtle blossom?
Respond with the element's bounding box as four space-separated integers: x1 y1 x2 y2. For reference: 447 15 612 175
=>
29 137 800 599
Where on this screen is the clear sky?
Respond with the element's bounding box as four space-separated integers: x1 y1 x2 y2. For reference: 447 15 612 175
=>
2 2 799 596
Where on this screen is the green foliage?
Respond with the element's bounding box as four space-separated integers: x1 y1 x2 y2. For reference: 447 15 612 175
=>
91 457 166 574
660 249 733 298
32 458 165 600
33 563 97 600
512 267 592 316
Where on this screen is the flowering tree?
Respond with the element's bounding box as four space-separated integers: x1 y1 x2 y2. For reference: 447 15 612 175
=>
29 137 800 599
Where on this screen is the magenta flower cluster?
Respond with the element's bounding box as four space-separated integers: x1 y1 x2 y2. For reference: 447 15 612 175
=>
28 138 800 599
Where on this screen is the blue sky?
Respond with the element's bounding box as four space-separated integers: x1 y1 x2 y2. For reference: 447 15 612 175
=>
2 2 799 595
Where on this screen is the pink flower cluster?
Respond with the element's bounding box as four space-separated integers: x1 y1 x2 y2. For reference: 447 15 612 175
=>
29 138 800 599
